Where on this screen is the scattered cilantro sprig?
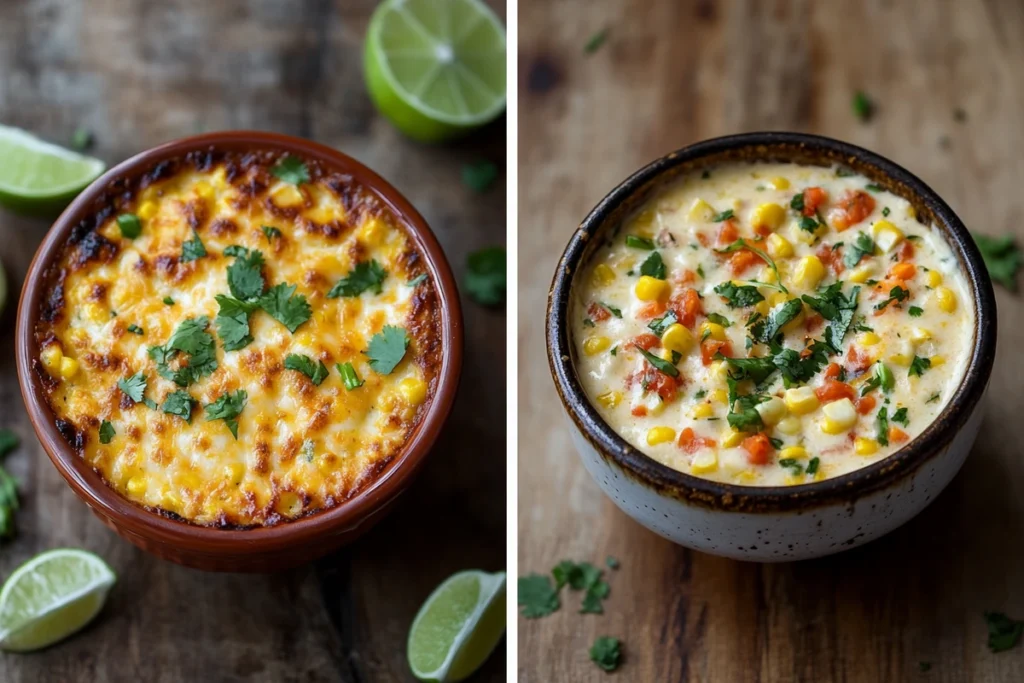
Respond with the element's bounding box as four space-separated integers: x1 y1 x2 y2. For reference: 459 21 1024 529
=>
285 354 330 386
327 260 387 298
204 389 247 439
974 233 1022 291
365 326 410 375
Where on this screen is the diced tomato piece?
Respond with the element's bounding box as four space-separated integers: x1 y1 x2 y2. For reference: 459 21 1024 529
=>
815 379 856 403
898 240 915 261
716 219 739 245
856 395 877 415
695 232 709 247
673 269 697 286
678 427 717 454
804 313 824 333
890 262 917 281
646 369 680 402
701 339 732 365
846 346 872 374
742 433 774 466
829 190 875 231
587 302 611 322
801 187 828 217
670 288 703 329
637 301 667 320
631 405 648 417
816 243 845 275
824 363 842 380
889 426 909 444
753 222 772 237
632 334 660 350
729 249 760 276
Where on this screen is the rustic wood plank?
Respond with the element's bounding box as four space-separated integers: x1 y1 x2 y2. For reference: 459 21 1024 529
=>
518 0 1024 680
0 1 506 681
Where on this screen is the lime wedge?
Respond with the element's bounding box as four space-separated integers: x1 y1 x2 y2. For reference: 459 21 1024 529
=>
0 549 116 652
364 0 506 143
408 570 506 682
0 125 105 217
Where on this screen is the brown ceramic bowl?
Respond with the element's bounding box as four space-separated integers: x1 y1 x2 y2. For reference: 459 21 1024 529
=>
15 131 463 572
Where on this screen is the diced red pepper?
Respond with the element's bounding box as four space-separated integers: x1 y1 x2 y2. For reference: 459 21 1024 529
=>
742 433 774 465
815 379 856 403
829 190 875 231
701 339 732 365
587 302 611 322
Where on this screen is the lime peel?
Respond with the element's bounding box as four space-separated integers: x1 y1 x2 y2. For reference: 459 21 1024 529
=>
0 124 105 216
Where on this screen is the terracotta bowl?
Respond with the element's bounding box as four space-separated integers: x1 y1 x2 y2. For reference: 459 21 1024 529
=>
16 131 463 572
547 132 996 562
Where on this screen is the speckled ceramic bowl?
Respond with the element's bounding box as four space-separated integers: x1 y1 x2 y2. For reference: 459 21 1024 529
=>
547 132 996 562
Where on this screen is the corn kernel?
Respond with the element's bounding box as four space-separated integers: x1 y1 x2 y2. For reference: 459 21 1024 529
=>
633 209 655 230
271 184 305 209
699 321 727 341
776 416 801 435
848 265 874 283
691 403 715 419
137 201 158 220
927 270 942 287
647 426 676 446
755 397 786 426
821 398 857 434
722 428 744 448
855 437 878 456
858 332 881 346
661 323 694 354
399 377 428 405
583 336 611 356
784 386 819 415
735 470 758 484
592 264 616 286
783 474 804 486
691 450 719 475
814 465 828 481
754 300 771 317
935 287 957 313
793 255 826 289
59 357 79 379
751 203 786 233
911 327 932 343
889 339 915 366
780 446 808 460
359 217 386 247
126 476 147 496
41 344 63 371
768 291 789 307
766 233 794 259
688 198 716 222
872 220 905 253
635 275 670 302
596 391 623 409
656 347 674 362
708 361 729 383
768 176 790 190
710 389 728 404
86 303 108 323
930 355 946 367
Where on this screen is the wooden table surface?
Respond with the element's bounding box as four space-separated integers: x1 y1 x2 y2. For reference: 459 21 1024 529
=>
0 1 506 681
518 0 1024 680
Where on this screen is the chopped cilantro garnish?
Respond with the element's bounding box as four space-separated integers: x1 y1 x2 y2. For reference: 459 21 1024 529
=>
625 235 655 250
844 232 875 269
270 155 309 184
204 389 247 439
778 458 803 475
721 355 777 388
284 354 330 386
696 264 705 279
711 209 734 222
853 90 874 121
909 355 932 377
408 273 428 287
518 574 560 618
117 214 142 239
892 407 909 426
99 420 115 445
908 306 923 317
876 406 889 446
715 239 787 293
639 251 666 279
327 260 387 298
599 302 622 318
860 361 895 396
865 183 883 193
984 612 1024 652
790 192 805 212
882 207 891 217
582 318 595 327
335 362 364 390
224 246 266 301
609 346 617 356
461 160 499 192
590 637 622 672
806 457 820 475
465 246 506 306
749 299 802 345
117 372 148 403
835 167 855 178
126 324 144 335
180 230 207 262
801 283 861 352
148 316 218 387
727 393 768 432
584 28 609 54
365 325 410 375
706 312 731 327
694 389 707 400
714 281 765 308
160 390 194 423
215 295 256 352
260 283 311 333
773 342 831 388
974 233 1022 291
927 392 941 403
799 216 821 233
162 296 174 305
636 346 679 378
874 285 910 311
261 225 282 241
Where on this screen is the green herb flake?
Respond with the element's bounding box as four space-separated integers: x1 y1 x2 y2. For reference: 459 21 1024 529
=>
806 457 820 475
876 406 890 446
590 637 622 672
714 281 765 309
160 390 194 423
853 90 874 121
706 312 731 327
799 216 821 233
926 392 941 403
270 155 309 184
335 362 364 390
874 285 909 312
636 346 679 378
162 296 174 305
584 28 609 54
365 325 410 375
639 251 666 279
117 214 142 239
696 264 705 279
465 246 506 306
749 299 803 345
861 361 895 396
599 302 623 318
215 295 256 352
148 316 218 387
126 324 144 335
582 318 595 328
117 372 148 403
625 235 655 250
261 225 282 241
882 207 891 217
844 232 876 269
327 260 387 298
908 306 923 317
711 209 734 222
260 283 311 333
609 346 617 356
204 389 248 439
461 160 499 192
694 389 707 400
790 192 805 212
985 612 1024 653
180 230 207 263
892 407 909 426
284 354 330 386
909 355 932 377
974 233 1022 291
99 420 115 444
518 574 560 618
224 246 266 301
801 283 861 352
865 183 883 193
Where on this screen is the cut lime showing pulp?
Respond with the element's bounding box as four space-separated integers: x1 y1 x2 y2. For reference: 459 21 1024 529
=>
364 0 506 143
0 125 105 217
0 549 116 652
408 570 506 682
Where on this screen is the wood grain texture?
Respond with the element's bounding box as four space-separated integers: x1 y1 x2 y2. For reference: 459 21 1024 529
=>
0 1 506 681
517 0 1024 680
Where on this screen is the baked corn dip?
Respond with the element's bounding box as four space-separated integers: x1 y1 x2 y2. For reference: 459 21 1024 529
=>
573 163 973 486
34 150 441 527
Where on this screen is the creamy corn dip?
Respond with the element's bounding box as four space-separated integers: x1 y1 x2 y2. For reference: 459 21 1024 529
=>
572 163 973 486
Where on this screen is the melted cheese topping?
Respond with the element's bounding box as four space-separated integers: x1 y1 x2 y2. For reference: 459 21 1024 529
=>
573 162 973 486
36 152 440 526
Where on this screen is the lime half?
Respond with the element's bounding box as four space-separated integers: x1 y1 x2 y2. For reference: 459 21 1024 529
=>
0 549 116 652
408 570 506 682
364 0 506 143
0 125 105 217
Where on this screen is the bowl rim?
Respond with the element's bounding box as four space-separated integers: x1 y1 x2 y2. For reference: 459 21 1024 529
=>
546 131 996 513
15 130 464 553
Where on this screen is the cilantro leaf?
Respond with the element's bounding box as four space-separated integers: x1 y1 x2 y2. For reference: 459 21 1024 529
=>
552 561 602 590
163 296 174 305
802 283 860 352
715 239 788 294
335 362 364 390
204 389 247 439
117 214 142 239
270 155 310 184
874 285 909 312
639 251 666 279
773 342 830 388
636 346 679 378
99 420 115 444
261 225 282 241
714 281 765 308
259 283 311 333
599 302 622 318
581 581 611 614
806 457 821 475
861 361 895 395
365 325 410 375
461 160 499 192
892 407 909 426
181 230 207 263
711 209 734 222
727 392 769 432
790 192 805 212
750 299 803 344
909 355 932 377
647 310 678 336
327 260 387 298
853 90 874 121
985 612 1024 653
590 637 622 672
465 246 506 306
126 324 144 335
117 372 148 403
876 406 889 446
706 312 731 327
224 246 266 302
149 317 218 387
518 574 560 618
843 232 875 269
160 390 194 423
284 354 329 386
908 306 923 317
721 355 777 388
974 233 1022 291
215 295 256 352
625 235 655 250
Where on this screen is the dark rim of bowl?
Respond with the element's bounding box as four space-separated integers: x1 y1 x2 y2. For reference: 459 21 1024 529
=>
547 131 996 513
16 130 464 551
